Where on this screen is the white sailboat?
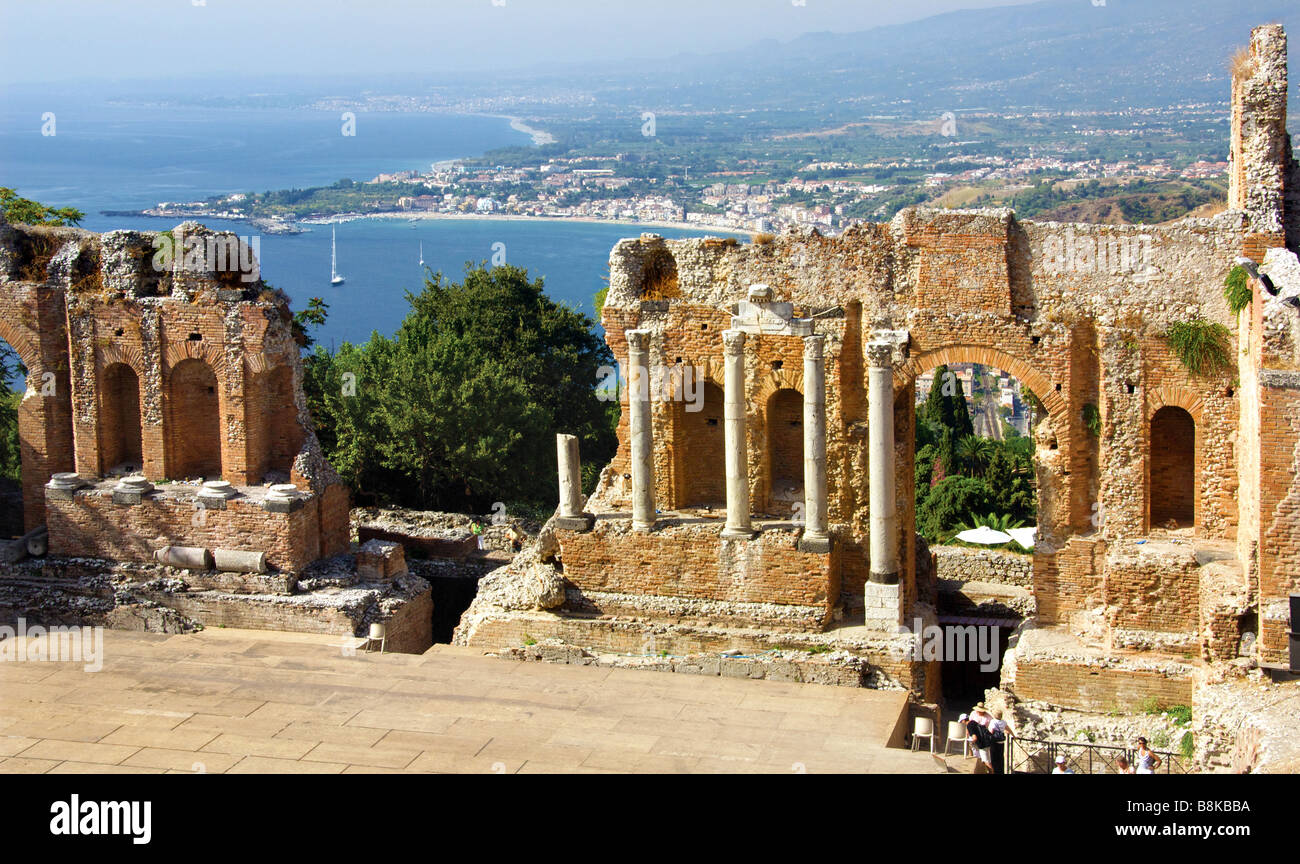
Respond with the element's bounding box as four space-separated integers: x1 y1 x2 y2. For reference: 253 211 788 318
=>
330 227 345 285
419 242 424 268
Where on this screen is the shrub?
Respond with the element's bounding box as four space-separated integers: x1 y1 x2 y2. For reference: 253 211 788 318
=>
1165 318 1231 376
1224 265 1252 315
1082 403 1101 438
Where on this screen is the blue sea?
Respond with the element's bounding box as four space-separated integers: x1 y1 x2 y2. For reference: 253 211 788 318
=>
0 97 734 351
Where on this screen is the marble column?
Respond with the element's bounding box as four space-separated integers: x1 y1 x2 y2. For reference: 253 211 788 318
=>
867 341 898 584
800 334 829 552
626 329 655 532
555 433 594 531
721 329 756 539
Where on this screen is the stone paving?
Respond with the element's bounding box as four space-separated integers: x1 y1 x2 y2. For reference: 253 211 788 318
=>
0 628 949 774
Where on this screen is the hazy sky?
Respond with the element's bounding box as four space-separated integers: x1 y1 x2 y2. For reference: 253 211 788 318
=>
1 0 1041 84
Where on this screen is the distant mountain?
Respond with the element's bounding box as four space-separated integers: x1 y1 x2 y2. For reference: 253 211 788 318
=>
574 0 1299 114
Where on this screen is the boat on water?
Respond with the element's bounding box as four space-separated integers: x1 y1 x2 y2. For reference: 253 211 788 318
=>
419 241 424 268
330 227 345 285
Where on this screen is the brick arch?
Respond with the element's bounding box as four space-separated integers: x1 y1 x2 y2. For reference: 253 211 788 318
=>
1145 385 1204 425
0 315 40 378
753 366 804 407
163 339 228 380
96 343 145 377
895 344 1066 418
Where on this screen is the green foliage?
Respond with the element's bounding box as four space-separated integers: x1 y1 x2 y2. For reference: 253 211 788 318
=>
0 187 83 227
593 283 609 320
1138 696 1166 715
916 475 997 543
1165 318 1231 376
1082 402 1101 438
1223 265 1252 315
920 365 974 443
1179 730 1195 759
1165 704 1192 726
958 511 1025 533
0 343 22 482
303 263 618 513
956 434 995 477
292 296 330 347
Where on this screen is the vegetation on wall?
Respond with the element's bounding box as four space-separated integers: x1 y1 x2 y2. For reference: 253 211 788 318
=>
1223 265 1252 315
1165 318 1232 376
1082 402 1102 438
302 263 618 516
0 343 22 482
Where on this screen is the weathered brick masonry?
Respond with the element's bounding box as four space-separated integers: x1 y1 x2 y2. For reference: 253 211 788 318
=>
461 26 1300 711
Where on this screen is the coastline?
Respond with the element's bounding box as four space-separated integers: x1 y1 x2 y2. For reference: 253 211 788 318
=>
362 209 753 237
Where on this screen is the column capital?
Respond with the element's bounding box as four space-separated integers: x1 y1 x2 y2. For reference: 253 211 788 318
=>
721 328 746 355
802 333 826 360
866 341 894 369
626 329 652 352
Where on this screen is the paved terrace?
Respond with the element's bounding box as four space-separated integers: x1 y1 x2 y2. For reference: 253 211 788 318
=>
0 629 949 774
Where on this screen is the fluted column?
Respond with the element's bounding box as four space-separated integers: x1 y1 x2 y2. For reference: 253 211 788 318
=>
626 329 655 532
867 341 898 584
799 334 829 552
721 329 755 539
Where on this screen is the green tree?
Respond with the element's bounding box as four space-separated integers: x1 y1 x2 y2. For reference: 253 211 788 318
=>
0 187 83 227
304 263 617 513
921 365 974 443
956 435 995 478
916 476 997 543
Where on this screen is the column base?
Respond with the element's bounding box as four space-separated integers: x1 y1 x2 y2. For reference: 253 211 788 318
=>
632 519 657 534
798 532 832 554
721 526 758 541
555 514 596 532
869 570 899 585
862 580 902 633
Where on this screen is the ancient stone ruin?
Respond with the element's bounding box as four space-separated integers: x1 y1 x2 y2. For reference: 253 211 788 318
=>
0 220 431 650
456 25 1300 764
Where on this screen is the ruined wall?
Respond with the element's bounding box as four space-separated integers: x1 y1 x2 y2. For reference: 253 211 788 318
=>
0 217 350 568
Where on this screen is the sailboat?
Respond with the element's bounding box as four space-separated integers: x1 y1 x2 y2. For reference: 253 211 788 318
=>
330 227 345 285
419 242 424 268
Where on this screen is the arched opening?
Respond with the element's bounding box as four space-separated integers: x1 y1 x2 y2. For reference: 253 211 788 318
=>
0 340 24 538
1149 406 1195 530
766 387 803 513
167 359 222 480
679 380 725 508
908 359 1045 706
98 363 143 475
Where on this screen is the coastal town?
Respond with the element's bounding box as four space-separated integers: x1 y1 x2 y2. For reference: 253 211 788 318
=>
134 102 1231 236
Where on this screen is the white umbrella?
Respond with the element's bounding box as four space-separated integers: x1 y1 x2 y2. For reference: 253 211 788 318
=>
1007 526 1036 550
955 525 1013 545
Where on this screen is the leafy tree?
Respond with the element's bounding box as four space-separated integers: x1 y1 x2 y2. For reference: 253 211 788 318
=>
916 475 997 543
984 446 1034 523
292 296 330 347
304 263 617 513
0 187 83 227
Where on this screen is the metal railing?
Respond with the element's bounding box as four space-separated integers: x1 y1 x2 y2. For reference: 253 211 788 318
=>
1006 735 1192 774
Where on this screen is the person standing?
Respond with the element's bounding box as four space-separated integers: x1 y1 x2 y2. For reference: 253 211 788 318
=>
966 716 994 773
987 709 1011 774
1134 737 1162 774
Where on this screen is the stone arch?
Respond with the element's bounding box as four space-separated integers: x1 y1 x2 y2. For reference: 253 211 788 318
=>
1145 385 1204 425
97 343 145 377
895 345 1065 419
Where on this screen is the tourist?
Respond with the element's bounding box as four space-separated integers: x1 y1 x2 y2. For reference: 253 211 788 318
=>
1052 755 1074 774
966 716 994 772
1133 737 1162 774
471 521 485 551
970 702 992 727
1115 757 1135 775
987 709 1011 774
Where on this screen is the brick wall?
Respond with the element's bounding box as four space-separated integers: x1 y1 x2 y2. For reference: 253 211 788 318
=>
47 488 324 573
1012 659 1194 711
557 521 839 621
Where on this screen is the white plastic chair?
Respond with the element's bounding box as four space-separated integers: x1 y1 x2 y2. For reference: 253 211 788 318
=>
944 721 970 757
911 716 936 753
